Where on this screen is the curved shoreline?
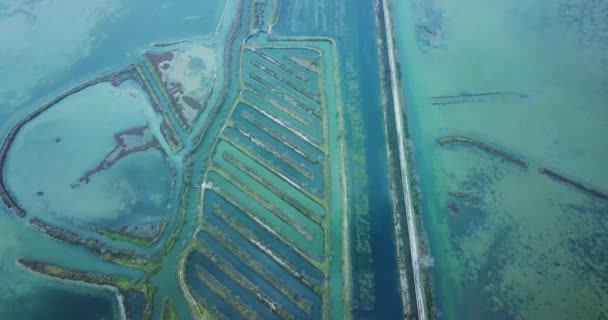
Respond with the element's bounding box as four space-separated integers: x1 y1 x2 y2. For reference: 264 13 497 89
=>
437 135 529 169
0 65 137 218
380 0 428 318
17 259 130 320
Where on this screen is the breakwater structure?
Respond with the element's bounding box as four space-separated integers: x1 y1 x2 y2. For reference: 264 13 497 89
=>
0 0 246 319
430 91 528 106
437 135 529 169
379 0 429 319
0 65 142 218
17 258 155 320
3 0 357 319
539 167 608 201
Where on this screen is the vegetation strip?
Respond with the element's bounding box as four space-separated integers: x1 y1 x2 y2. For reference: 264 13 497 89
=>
221 137 327 207
374 0 417 315
162 298 178 320
194 264 261 319
97 219 168 248
223 151 325 223
250 58 321 105
29 217 154 272
230 124 316 180
210 165 318 242
191 0 244 147
220 137 318 198
248 71 322 118
245 88 314 129
380 0 428 318
201 223 319 308
240 105 322 165
209 203 324 289
250 49 310 83
240 92 323 150
142 57 192 133
134 65 184 154
210 179 322 262
285 55 320 74
196 244 297 320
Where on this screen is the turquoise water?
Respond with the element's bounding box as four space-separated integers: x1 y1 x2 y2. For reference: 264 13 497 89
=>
392 0 608 318
5 81 174 229
0 1 224 319
8 0 595 319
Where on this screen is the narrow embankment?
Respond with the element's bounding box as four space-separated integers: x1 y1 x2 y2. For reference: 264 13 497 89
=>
379 0 427 319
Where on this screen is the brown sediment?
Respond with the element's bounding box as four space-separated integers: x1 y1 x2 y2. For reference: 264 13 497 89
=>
74 124 161 186
539 167 608 200
251 49 309 83
0 65 138 217
437 135 529 169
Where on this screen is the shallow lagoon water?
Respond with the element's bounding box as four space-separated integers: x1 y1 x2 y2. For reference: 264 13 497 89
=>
5 0 605 319
0 1 223 319
5 81 174 228
392 0 608 318
1 0 407 318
